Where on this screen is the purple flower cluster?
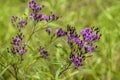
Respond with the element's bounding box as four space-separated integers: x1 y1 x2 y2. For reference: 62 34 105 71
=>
8 0 101 70
56 28 66 37
28 1 44 12
18 19 27 28
28 0 58 21
68 26 101 67
38 47 48 58
80 28 100 42
8 32 27 55
45 27 52 35
45 25 101 68
45 26 101 68
70 54 82 67
10 16 18 22
10 16 27 28
9 17 27 55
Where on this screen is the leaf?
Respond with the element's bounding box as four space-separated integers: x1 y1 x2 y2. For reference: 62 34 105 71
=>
0 65 10 77
55 44 68 54
55 67 61 80
42 72 54 79
27 44 34 52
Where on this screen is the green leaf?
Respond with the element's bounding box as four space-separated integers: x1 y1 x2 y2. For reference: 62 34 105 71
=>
0 65 10 77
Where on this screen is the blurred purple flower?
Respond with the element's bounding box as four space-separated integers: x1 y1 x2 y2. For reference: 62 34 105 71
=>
41 15 50 21
56 28 66 37
10 16 18 22
38 48 48 58
45 28 52 34
19 49 26 55
84 45 95 53
18 19 27 28
70 54 82 67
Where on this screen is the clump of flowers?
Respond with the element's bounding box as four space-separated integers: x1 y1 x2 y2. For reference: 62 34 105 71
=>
67 26 101 68
28 0 59 22
45 25 101 68
8 16 27 55
6 0 101 79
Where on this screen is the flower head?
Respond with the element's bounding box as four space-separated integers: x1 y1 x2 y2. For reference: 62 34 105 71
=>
56 28 66 37
10 16 18 22
45 28 52 35
18 19 27 28
19 49 26 55
80 27 101 42
38 48 48 58
70 54 82 67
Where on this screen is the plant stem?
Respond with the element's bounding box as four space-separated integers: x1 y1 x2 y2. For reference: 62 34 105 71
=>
27 22 36 42
34 21 53 33
58 62 72 77
12 65 18 80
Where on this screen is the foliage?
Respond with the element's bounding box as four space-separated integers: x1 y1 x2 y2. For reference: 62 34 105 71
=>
0 0 120 80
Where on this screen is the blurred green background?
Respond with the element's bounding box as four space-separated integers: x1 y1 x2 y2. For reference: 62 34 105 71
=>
0 0 120 80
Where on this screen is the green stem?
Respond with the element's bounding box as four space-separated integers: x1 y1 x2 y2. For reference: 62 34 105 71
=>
58 62 72 77
27 22 36 42
12 65 18 80
34 21 53 33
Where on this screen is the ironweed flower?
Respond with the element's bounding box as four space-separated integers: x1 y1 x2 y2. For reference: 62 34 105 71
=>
19 49 27 55
70 53 82 67
38 47 48 58
8 17 27 55
50 12 59 20
8 31 27 55
28 0 59 22
52 25 101 68
41 15 50 21
28 0 44 12
56 28 66 37
80 27 101 42
84 45 95 53
45 27 52 35
18 19 27 28
10 16 18 22
44 25 101 68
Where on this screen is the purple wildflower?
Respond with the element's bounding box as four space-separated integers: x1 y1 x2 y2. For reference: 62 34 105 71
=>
51 13 58 20
70 54 82 67
10 16 18 22
84 45 95 53
36 4 45 10
72 37 84 46
45 28 52 34
14 45 19 50
28 0 45 12
11 37 21 45
56 28 66 37
8 31 27 55
41 15 50 21
38 48 48 58
29 13 35 18
18 19 27 28
19 49 26 55
28 0 38 9
80 27 101 42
